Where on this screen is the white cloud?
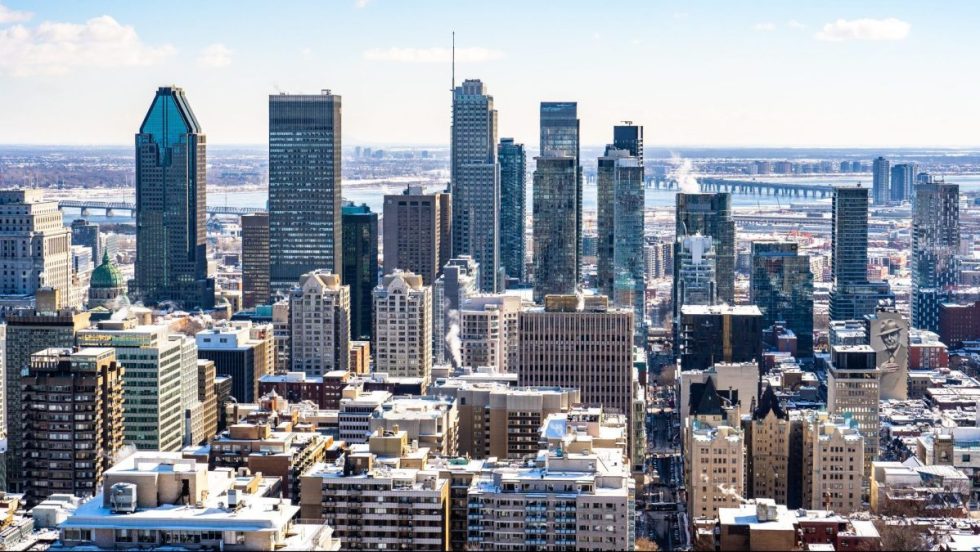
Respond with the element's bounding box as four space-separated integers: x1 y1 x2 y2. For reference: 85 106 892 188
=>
815 17 910 42
753 22 776 32
787 19 806 30
0 15 175 76
197 43 232 68
363 47 503 63
0 2 31 23
354 0 370 7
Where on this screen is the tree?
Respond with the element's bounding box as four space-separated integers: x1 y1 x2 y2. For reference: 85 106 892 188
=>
636 537 661 551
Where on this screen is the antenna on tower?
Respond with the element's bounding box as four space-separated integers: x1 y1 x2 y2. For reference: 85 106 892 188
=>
451 31 455 90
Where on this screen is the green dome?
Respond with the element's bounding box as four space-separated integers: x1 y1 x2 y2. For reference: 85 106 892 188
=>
91 250 124 289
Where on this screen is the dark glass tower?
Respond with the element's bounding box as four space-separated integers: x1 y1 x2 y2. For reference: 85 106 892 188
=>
912 182 959 332
533 156 578 302
872 156 890 205
674 193 735 316
750 241 814 356
613 123 644 163
498 138 527 286
890 163 918 203
540 102 581 284
135 86 214 308
451 79 499 292
829 185 893 320
241 212 270 309
269 91 342 291
342 203 379 341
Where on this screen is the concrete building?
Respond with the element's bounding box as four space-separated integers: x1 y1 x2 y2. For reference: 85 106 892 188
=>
891 162 918 203
912 181 960 332
433 256 479 366
134 86 213 309
678 362 760 426
197 321 274 403
0 190 73 310
827 344 880 474
679 304 763 372
189 359 218 447
870 461 970 516
803 411 865 513
288 271 350 376
866 307 909 401
368 396 459 457
459 294 521 374
383 186 451 286
685 409 745 520
56 452 339 551
373 271 432 382
451 79 499 293
337 387 392 444
22 348 124 506
747 386 798 508
940 301 980 348
241 212 270 309
341 203 378 341
258 371 350 410
532 156 579 302
498 138 527 286
269 91 343 292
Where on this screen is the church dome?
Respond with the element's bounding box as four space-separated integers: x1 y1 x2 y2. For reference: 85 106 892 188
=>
91 250 124 289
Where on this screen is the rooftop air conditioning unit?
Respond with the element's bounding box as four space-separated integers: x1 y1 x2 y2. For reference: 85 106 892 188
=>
109 483 138 514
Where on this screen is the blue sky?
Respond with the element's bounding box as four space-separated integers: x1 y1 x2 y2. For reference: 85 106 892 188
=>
1 0 978 147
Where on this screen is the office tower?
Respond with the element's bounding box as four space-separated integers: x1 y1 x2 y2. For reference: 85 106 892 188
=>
674 193 736 313
451 79 499 292
912 182 960 332
540 102 582 285
88 250 127 309
865 307 909 400
197 321 273 403
676 234 718 308
802 411 865 513
0 190 72 308
498 138 527 286
433 256 479 365
459 294 521 373
829 185 893 320
750 241 814 356
341 202 379 341
5 307 90 492
383 186 451 285
269 91 343 291
289 271 350 375
134 86 213 309
70 219 101 265
827 344 879 475
532 156 578 302
598 146 646 322
373 271 432 381
241 212 270 309
22 347 123 506
519 295 634 425
679 305 763 372
78 319 192 452
872 156 890 205
890 162 918 203
187 359 218 446
613 122 644 163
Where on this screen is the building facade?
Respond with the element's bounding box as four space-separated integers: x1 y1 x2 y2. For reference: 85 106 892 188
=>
540 102 582 286
382 186 451 285
341 202 378 341
0 190 73 308
498 138 527 286
532 156 579 302
750 241 814 356
827 344 880 475
872 156 890 205
912 182 959 332
289 271 350 376
373 271 432 381
241 212 270 309
829 185 893 320
674 193 736 310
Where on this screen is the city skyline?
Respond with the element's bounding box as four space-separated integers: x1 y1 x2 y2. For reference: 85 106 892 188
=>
2 1 980 148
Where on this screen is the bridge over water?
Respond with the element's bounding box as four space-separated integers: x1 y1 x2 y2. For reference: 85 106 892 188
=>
652 177 838 198
58 200 264 217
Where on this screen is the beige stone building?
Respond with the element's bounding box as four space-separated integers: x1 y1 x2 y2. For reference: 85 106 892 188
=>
827 344 880 475
0 190 73 308
802 410 865 514
459 294 521 373
684 378 745 521
289 271 350 375
382 186 451 286
373 271 432 382
748 385 792 506
367 396 459 457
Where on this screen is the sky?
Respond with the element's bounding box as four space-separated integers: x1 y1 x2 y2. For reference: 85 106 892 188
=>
1 1 979 148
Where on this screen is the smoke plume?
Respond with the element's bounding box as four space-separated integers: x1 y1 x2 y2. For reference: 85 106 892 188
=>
671 155 700 194
445 309 462 368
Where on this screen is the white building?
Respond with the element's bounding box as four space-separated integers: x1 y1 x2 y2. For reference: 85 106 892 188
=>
0 190 73 311
289 271 350 375
374 271 432 382
459 294 521 373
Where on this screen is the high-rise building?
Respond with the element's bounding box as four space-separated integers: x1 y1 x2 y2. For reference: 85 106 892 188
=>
289 271 350 375
827 344 880 475
0 190 73 309
890 162 918 203
802 410 865 513
269 91 342 291
540 102 582 285
22 347 123 506
498 138 527 286
872 156 890 205
459 294 521 373
433 256 479 366
674 193 736 312
679 305 763 372
750 241 814 356
5 307 90 492
197 321 274 403
341 202 378 341
373 271 432 382
383 186 451 285
747 387 803 508
675 234 718 309
533 156 579 302
866 307 909 401
134 86 213 309
613 123 644 163
70 219 101 267
241 212 270 309
77 319 191 453
598 146 646 329
912 182 959 332
829 185 893 320
451 79 499 293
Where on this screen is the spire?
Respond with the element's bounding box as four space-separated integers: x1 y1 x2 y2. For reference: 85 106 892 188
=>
753 384 787 421
691 377 724 417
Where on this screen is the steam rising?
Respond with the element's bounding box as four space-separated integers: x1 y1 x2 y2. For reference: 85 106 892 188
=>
671 155 700 194
445 309 462 367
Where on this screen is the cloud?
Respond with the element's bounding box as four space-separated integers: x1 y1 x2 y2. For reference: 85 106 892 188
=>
753 22 776 32
0 3 31 23
197 43 232 68
0 15 175 76
787 19 806 30
815 17 910 42
363 47 503 63
300 47 312 60
354 0 370 7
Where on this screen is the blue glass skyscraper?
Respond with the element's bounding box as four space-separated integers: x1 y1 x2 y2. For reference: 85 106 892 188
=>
498 138 526 286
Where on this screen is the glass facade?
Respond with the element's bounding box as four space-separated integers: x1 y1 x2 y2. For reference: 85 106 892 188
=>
498 138 526 285
342 203 379 341
532 156 578 302
673 193 735 316
829 185 894 321
750 241 814 356
912 182 959 331
540 102 582 285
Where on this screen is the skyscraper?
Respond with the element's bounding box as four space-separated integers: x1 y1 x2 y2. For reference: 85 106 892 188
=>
750 241 814 356
674 193 735 315
679 305 763 372
134 86 213 309
382 186 451 285
269 91 342 291
0 190 73 308
373 271 432 382
432 256 479 366
289 271 350 376
827 344 880 475
342 203 378 341
912 181 960 332
540 102 582 284
70 219 101 266
872 156 890 205
613 123 643 163
241 212 270 309
451 79 499 292
498 138 527 286
890 162 918 203
829 185 894 320
532 156 578 302
675 235 717 309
